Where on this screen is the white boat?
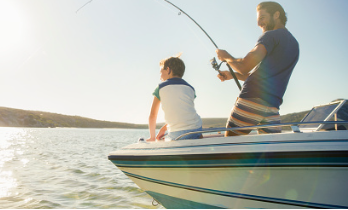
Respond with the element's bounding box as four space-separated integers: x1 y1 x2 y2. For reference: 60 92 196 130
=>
108 99 348 209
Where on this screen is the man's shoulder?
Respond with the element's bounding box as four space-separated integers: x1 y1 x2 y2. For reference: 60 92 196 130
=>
260 28 298 46
261 28 281 37
265 28 296 39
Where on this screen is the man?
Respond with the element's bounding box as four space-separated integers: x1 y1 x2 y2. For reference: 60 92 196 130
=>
216 1 299 136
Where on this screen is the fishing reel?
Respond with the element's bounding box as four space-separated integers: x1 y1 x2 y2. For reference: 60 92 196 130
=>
210 57 223 74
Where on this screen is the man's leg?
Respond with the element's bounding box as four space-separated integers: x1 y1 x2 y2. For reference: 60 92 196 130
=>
225 98 264 136
258 110 281 134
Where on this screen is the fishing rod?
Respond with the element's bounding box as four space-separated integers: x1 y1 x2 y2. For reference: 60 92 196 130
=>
164 0 242 91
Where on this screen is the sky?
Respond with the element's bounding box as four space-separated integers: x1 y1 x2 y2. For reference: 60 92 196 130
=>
1 0 348 124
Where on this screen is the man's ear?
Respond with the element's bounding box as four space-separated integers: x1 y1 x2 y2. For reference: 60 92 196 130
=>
273 11 280 20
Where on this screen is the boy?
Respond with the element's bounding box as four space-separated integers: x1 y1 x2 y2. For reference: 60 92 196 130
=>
146 56 202 141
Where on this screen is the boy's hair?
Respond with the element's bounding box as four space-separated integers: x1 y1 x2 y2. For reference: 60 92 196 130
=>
257 1 287 26
160 56 185 78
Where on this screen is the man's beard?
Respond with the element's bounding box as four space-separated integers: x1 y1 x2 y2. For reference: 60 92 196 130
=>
265 18 275 31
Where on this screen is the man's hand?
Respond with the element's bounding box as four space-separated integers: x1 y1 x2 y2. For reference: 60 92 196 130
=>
218 70 249 82
216 49 233 62
217 70 232 82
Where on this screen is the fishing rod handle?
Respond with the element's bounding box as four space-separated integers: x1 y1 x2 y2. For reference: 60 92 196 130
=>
226 64 242 90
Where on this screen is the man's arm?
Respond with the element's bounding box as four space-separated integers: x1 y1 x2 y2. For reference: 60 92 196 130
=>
216 44 267 75
146 96 160 142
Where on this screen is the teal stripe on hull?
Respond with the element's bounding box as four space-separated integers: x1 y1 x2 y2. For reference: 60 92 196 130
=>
109 151 348 168
146 191 224 209
124 171 348 209
111 157 348 168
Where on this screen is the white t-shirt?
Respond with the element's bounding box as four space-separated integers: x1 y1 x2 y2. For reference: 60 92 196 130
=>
153 78 202 132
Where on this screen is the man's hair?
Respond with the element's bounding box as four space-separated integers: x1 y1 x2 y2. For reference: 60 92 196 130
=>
257 1 287 26
159 56 185 78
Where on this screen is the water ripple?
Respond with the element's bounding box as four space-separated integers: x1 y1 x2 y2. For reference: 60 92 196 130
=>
0 128 161 209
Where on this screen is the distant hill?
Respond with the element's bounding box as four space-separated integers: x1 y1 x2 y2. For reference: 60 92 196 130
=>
1 99 346 129
201 118 228 128
201 111 310 129
0 106 309 129
0 107 148 129
280 111 309 123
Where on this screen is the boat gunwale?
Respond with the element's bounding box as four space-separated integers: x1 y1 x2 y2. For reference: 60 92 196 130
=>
176 120 348 140
109 129 348 155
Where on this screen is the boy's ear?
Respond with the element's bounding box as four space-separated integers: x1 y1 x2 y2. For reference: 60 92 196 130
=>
167 67 172 75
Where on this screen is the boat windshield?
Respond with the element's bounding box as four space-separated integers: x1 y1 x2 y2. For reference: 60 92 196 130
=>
300 100 347 130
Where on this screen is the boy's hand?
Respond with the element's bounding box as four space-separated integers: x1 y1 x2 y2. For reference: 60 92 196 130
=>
156 126 167 140
156 124 167 141
156 134 165 141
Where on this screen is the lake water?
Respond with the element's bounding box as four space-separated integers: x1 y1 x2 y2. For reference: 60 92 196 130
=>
0 127 162 209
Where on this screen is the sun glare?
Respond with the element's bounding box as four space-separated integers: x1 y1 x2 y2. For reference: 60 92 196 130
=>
0 171 17 198
0 1 24 53
0 128 22 198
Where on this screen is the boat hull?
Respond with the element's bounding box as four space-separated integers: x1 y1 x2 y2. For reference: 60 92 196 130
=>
108 131 348 208
118 167 348 209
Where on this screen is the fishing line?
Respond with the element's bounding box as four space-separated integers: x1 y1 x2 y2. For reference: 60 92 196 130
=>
75 0 241 90
179 14 212 54
154 0 211 54
76 0 93 13
163 0 242 90
17 43 46 71
164 0 218 48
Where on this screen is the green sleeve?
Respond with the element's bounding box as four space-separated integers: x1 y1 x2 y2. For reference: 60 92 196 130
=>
152 86 160 100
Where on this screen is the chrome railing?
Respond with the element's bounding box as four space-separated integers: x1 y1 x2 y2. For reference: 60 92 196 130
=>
175 121 348 140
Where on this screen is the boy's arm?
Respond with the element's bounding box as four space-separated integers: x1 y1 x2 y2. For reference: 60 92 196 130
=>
147 96 160 142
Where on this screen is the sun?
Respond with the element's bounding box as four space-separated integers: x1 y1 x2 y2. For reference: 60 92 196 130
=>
0 1 24 53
